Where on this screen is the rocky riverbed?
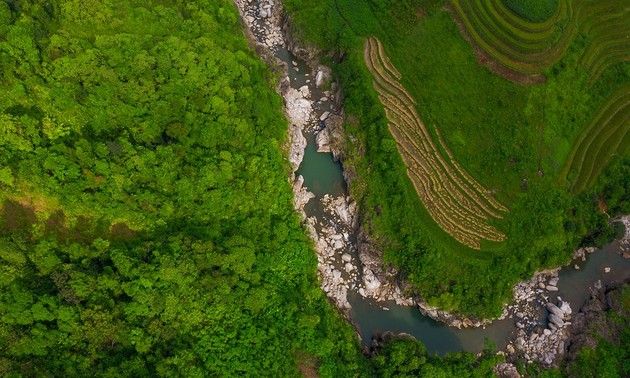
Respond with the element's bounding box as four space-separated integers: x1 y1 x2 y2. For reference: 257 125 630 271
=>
503 271 571 366
234 0 630 366
233 0 364 311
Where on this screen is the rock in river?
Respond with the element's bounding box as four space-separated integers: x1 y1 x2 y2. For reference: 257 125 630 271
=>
546 302 564 318
559 300 571 315
549 313 564 328
316 128 331 153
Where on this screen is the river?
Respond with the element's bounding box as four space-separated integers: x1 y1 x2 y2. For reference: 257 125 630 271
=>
235 0 630 357
286 46 630 355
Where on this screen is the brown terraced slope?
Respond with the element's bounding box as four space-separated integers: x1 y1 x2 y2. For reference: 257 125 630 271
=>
364 37 508 249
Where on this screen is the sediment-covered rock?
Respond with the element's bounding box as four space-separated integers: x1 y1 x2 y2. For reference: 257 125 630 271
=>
355 230 415 306
546 302 564 318
316 128 331 153
616 215 630 258
315 66 332 88
288 124 307 171
566 279 630 368
494 362 522 378
292 175 314 212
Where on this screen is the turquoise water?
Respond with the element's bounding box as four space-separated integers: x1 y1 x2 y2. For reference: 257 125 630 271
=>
348 292 513 354
276 44 630 356
296 133 346 200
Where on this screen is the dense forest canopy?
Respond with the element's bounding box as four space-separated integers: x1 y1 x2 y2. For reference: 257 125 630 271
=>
0 0 371 375
1 0 629 376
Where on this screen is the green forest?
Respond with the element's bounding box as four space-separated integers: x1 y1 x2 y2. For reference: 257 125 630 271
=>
1 0 629 376
0 0 374 375
283 0 630 317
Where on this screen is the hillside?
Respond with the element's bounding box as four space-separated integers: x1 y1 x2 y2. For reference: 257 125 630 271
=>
283 0 630 316
1 0 629 376
0 0 369 375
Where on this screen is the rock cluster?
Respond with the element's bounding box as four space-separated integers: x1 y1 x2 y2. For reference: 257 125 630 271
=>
315 66 332 88
292 175 314 213
315 127 331 153
567 279 630 361
317 113 345 160
503 270 573 366
354 231 415 306
233 0 284 51
493 362 521 378
308 195 361 310
571 246 596 267
285 87 311 170
418 302 500 329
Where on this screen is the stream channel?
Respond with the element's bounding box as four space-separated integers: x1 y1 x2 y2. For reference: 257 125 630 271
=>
243 3 630 356
284 49 630 355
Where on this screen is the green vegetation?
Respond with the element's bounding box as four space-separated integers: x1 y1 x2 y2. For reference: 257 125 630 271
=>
283 0 630 317
503 0 559 22
0 0 372 375
365 36 507 249
371 336 501 377
1 0 628 375
561 86 630 192
567 284 630 377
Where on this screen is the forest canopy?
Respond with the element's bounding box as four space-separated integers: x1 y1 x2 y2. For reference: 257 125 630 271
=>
0 0 370 375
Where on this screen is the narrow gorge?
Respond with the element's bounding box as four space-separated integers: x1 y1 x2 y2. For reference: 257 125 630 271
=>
233 0 630 369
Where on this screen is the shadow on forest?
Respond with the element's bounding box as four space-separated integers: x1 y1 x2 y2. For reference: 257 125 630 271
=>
0 199 137 243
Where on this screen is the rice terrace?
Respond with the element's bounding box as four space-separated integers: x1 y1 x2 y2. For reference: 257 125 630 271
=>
450 0 630 192
364 37 508 249
358 0 630 251
561 85 630 192
451 0 630 83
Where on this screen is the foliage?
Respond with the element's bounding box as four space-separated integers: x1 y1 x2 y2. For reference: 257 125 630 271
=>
372 336 502 377
0 0 373 376
567 284 630 378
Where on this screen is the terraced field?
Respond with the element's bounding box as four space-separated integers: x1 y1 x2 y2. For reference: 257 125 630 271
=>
560 85 630 192
578 0 630 84
450 0 574 78
364 37 508 249
452 0 630 83
452 0 630 193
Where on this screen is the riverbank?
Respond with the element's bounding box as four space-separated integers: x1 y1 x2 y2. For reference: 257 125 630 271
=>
234 0 630 365
233 0 365 313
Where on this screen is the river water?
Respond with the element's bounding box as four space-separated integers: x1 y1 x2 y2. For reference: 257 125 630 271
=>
242 2 630 356
282 49 630 355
